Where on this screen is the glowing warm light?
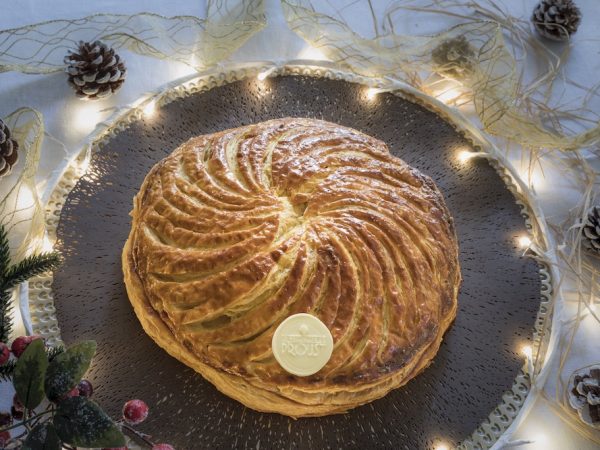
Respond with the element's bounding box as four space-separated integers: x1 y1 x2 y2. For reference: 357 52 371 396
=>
518 235 532 248
143 100 156 118
256 66 278 82
521 345 533 360
532 433 548 449
365 88 380 100
16 185 36 211
457 150 473 163
298 45 328 60
41 235 55 253
527 170 547 193
434 444 449 450
73 102 103 134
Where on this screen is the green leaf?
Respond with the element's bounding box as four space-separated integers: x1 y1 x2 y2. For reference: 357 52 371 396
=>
45 341 96 400
13 339 48 409
22 422 62 450
53 397 125 448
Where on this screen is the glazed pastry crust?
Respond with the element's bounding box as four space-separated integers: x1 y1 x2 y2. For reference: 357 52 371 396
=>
122 118 460 417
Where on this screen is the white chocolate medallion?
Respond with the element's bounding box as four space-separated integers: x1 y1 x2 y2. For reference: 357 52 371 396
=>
271 313 333 377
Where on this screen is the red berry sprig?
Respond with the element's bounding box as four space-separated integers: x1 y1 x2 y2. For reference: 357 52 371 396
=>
0 335 175 449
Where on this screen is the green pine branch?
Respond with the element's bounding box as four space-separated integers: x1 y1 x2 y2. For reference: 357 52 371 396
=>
0 224 62 343
1 252 62 291
0 290 13 344
47 345 64 361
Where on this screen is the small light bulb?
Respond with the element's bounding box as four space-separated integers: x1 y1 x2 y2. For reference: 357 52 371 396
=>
73 102 102 134
143 100 156 117
365 88 379 100
457 150 472 164
257 71 269 81
435 443 449 450
298 45 328 60
522 345 533 359
533 433 547 446
518 235 532 248
41 235 55 253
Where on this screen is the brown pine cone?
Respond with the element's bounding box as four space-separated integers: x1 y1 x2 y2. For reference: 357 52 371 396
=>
570 367 600 425
431 35 475 79
582 206 600 253
0 119 19 178
532 0 582 41
64 40 127 100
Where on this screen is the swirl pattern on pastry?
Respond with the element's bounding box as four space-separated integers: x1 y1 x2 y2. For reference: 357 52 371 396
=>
123 118 460 416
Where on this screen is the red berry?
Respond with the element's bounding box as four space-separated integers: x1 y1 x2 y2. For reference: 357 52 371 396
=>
0 430 10 447
77 379 94 398
10 335 43 358
11 394 24 420
10 406 22 420
122 399 148 425
10 336 29 358
152 445 175 450
0 343 9 365
12 394 23 411
0 412 11 427
66 387 79 398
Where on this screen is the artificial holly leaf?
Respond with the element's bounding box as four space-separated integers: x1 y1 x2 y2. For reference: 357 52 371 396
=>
53 396 125 448
45 340 96 400
22 422 62 450
13 339 48 409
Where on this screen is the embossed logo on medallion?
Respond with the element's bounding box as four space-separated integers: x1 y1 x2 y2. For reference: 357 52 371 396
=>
272 313 333 377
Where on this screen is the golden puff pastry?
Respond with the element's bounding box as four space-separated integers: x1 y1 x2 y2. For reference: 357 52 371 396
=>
123 118 460 417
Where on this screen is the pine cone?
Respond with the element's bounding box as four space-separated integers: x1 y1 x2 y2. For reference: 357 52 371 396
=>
64 41 127 100
582 206 600 252
431 35 475 79
532 0 581 41
570 368 600 425
0 119 19 178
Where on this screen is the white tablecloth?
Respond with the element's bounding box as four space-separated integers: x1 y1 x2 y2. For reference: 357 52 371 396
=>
1 1 600 449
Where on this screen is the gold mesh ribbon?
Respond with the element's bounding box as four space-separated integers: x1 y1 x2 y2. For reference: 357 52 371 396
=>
281 0 600 151
0 0 266 73
0 108 45 262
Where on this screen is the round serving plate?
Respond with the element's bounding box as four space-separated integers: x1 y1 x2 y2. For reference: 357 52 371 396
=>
26 61 553 450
